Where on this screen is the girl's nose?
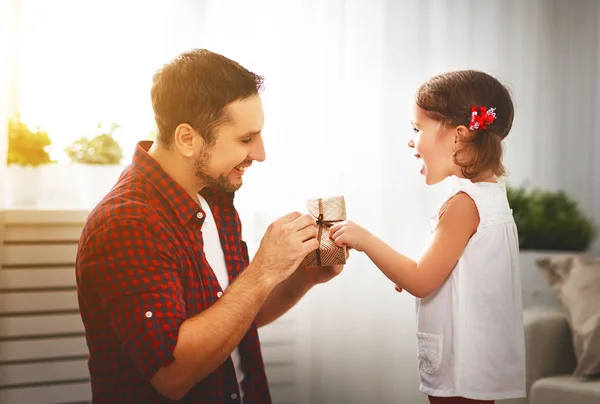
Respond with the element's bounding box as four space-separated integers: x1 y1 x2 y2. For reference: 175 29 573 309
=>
408 139 415 148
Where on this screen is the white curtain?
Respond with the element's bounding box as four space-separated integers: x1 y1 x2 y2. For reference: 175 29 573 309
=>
0 0 22 208
4 1 599 403
200 4 391 401
201 1 600 403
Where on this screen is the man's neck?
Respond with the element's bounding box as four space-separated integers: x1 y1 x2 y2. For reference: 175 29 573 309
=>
148 142 205 205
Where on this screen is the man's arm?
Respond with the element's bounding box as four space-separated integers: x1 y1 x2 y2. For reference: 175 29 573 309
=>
152 211 321 400
83 212 318 401
254 268 312 328
255 264 345 328
150 263 275 400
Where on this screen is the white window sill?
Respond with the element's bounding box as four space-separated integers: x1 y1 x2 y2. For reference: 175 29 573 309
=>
3 164 126 211
0 208 90 224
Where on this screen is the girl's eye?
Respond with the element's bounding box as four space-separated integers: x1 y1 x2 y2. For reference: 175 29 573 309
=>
412 127 419 133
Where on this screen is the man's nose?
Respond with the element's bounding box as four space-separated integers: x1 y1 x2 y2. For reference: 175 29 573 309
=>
249 135 266 162
408 139 415 148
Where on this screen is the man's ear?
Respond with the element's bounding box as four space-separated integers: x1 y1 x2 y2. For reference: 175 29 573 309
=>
173 124 203 158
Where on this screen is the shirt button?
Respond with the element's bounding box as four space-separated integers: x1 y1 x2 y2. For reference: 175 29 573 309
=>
196 211 204 219
145 311 153 318
230 393 238 400
217 291 223 298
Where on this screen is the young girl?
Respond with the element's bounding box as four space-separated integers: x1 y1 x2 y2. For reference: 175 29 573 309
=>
330 70 526 404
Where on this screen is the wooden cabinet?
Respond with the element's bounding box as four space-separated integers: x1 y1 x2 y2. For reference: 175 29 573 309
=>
0 209 91 404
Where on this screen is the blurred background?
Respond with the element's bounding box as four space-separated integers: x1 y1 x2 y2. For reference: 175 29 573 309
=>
0 1 599 403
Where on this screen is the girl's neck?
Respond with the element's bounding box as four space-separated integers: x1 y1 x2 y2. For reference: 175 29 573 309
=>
473 174 497 183
454 171 497 183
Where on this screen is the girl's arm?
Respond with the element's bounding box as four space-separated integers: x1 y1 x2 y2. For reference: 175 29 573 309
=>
330 193 479 298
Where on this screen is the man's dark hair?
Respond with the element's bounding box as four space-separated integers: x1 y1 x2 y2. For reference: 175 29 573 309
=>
151 49 264 147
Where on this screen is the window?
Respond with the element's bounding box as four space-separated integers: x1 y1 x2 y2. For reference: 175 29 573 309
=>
12 0 210 163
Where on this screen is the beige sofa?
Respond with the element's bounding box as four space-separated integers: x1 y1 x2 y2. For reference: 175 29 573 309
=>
507 308 600 404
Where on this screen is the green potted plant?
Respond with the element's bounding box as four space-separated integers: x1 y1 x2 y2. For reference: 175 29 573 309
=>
65 122 123 165
507 185 597 307
64 122 125 207
6 117 53 206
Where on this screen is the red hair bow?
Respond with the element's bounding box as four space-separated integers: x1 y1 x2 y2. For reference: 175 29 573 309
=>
469 105 496 131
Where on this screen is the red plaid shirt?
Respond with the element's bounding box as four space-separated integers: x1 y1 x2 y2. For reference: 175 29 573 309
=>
76 141 271 404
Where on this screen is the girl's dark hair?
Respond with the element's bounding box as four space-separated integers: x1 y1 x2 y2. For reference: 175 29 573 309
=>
416 70 514 178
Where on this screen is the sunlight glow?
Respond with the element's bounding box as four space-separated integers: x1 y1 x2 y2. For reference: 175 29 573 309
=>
16 0 202 162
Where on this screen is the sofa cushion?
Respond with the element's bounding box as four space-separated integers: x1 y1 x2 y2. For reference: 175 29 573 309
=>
530 375 600 404
537 255 600 376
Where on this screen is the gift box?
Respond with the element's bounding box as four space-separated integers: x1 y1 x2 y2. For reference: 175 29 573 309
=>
301 195 349 267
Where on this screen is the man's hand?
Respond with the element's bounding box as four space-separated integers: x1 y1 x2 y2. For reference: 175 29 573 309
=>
253 225 347 328
295 244 352 286
251 212 320 288
296 264 344 286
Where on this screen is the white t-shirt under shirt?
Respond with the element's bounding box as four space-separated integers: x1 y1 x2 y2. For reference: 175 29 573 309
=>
415 176 526 400
198 195 245 400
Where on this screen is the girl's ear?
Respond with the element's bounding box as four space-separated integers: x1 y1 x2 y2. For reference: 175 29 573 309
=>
454 125 473 145
456 125 473 139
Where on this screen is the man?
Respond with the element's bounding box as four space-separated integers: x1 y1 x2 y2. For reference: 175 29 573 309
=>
76 49 344 403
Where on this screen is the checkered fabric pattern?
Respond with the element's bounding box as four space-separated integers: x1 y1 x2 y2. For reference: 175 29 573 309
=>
76 141 271 403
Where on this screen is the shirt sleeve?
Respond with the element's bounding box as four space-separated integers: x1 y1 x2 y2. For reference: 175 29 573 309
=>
79 217 187 380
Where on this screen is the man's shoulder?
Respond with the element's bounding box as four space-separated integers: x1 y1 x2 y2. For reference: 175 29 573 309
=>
83 172 173 240
78 199 179 268
87 199 155 229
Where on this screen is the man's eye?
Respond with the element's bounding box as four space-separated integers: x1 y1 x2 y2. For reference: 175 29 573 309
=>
242 138 252 144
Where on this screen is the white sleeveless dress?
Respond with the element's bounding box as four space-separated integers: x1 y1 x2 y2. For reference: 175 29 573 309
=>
415 176 526 400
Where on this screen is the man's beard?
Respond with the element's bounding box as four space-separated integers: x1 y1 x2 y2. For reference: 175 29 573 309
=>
192 146 242 193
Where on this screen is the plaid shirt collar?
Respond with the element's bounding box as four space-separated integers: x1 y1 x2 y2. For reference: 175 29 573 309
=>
131 141 235 226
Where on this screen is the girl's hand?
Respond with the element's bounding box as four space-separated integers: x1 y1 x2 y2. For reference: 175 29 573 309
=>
329 220 371 252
